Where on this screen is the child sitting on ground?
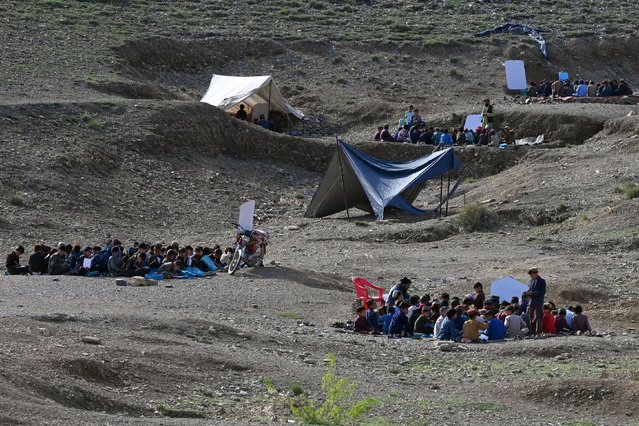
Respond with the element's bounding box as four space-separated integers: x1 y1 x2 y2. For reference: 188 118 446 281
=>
389 302 412 337
220 247 234 267
484 310 506 341
542 303 556 334
365 299 382 333
554 308 570 334
572 305 592 334
354 307 375 334
414 306 434 335
504 305 528 338
380 306 394 334
437 308 461 341
433 306 448 337
462 308 487 343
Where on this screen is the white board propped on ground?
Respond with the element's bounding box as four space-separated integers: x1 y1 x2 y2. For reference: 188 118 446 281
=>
490 276 529 303
463 114 482 130
238 200 255 232
504 60 527 90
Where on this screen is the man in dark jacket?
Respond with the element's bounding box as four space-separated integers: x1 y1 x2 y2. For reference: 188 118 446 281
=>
6 246 29 275
28 245 46 274
526 268 547 336
386 277 411 307
616 80 633 96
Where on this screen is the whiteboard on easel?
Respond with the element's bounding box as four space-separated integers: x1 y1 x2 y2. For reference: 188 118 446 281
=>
238 200 255 232
505 60 527 90
464 114 482 130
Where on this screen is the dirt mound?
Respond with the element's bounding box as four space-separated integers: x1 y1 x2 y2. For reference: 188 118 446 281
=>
87 80 184 100
555 285 609 304
116 37 286 74
525 378 639 415
63 359 122 386
356 223 456 244
22 378 146 415
244 266 352 293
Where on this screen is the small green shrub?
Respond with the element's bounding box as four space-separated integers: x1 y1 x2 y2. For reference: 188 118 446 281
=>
555 202 568 212
462 177 477 185
280 311 303 320
8 193 25 206
262 377 278 395
449 57 460 64
293 192 306 199
290 354 377 425
354 220 369 227
290 382 304 396
623 183 639 199
458 204 489 232
79 111 106 129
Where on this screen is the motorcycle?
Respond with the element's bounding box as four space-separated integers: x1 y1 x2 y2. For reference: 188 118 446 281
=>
228 223 270 275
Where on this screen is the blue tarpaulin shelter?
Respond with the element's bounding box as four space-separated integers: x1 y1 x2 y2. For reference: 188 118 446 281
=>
476 23 549 59
304 141 461 220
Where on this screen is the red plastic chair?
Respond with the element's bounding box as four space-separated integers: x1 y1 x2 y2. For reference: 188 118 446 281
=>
352 277 385 306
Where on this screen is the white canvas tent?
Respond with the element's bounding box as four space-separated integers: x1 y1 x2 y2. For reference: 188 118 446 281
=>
200 74 304 120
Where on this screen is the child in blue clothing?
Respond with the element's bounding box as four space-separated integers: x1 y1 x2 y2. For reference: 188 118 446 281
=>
380 306 394 334
389 302 412 337
453 306 468 332
483 310 506 341
437 309 461 341
364 299 382 333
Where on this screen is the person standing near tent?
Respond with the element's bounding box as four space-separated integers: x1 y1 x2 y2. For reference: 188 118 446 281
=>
525 268 546 336
235 104 248 121
405 105 414 127
481 99 494 129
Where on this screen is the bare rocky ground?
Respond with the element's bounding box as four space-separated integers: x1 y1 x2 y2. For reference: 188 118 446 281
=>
2 100 639 425
2 2 639 424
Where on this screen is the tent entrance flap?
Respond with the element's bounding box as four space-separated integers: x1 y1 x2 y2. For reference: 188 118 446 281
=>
305 141 461 220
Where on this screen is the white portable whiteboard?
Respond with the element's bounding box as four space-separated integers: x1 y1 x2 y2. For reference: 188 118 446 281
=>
463 114 482 130
505 60 527 90
238 200 255 232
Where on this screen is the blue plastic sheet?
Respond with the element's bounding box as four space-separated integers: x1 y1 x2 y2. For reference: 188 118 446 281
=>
305 141 461 220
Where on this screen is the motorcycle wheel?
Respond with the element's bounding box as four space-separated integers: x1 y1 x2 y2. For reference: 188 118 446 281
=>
228 249 242 275
258 243 266 267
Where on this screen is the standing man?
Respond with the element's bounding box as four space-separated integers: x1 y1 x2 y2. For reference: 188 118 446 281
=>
235 104 248 121
405 105 414 127
386 277 411 307
481 99 494 129
526 268 546 336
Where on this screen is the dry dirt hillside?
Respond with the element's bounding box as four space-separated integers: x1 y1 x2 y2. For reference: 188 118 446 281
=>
1 1 639 425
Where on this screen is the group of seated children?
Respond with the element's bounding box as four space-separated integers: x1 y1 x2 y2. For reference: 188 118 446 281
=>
528 78 633 98
374 123 515 149
5 240 236 278
353 282 592 342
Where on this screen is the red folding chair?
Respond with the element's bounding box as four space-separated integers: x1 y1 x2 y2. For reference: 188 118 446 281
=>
352 277 385 306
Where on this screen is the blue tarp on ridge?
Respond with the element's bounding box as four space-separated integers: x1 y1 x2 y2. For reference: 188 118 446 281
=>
304 141 461 220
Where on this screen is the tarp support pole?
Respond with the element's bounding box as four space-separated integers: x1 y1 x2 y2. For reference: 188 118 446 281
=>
267 80 272 121
335 136 351 220
445 171 451 217
439 174 444 218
